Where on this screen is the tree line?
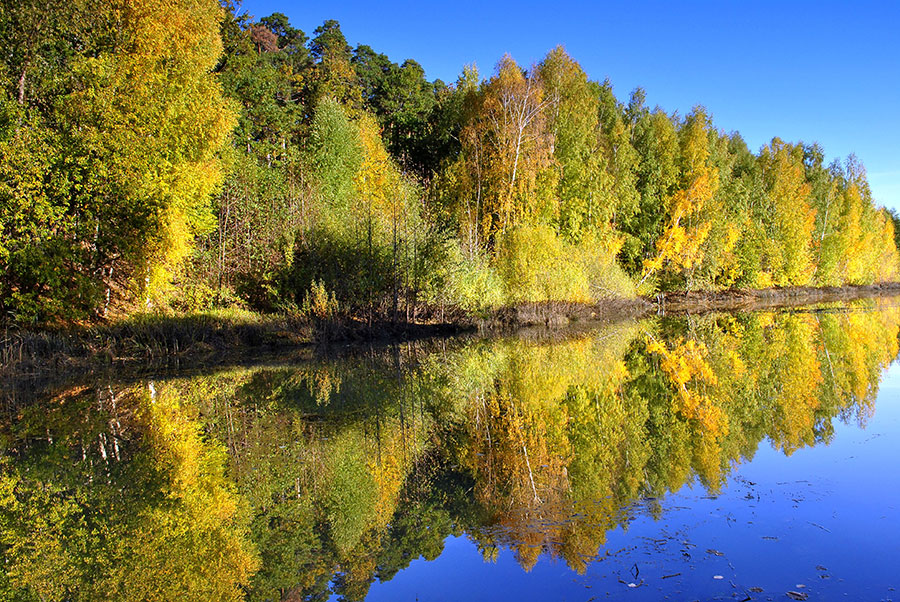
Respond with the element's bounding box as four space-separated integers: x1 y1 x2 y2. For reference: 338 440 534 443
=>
2 1 898 324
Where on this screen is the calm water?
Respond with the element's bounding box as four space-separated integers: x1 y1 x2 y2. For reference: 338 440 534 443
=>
2 301 900 601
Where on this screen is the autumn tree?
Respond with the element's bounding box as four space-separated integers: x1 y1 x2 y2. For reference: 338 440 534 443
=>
640 107 719 290
477 55 553 242
0 0 235 320
758 138 816 286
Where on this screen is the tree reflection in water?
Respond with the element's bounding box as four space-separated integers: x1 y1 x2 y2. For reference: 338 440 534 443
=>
1 301 898 601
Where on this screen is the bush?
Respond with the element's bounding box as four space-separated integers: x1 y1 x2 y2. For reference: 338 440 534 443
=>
496 225 592 304
575 233 637 300
440 242 506 312
282 226 395 317
302 280 339 319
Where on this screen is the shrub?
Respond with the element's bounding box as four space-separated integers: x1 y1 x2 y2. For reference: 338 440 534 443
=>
496 225 592 304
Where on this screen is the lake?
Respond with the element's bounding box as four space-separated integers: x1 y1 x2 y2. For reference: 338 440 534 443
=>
2 299 899 601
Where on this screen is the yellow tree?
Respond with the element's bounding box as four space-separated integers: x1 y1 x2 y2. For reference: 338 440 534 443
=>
758 138 815 286
352 110 425 317
640 108 719 289
478 55 553 242
872 210 900 282
835 160 900 284
353 111 403 225
60 0 236 307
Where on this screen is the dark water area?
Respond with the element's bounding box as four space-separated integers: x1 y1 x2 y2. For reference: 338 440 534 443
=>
2 300 900 601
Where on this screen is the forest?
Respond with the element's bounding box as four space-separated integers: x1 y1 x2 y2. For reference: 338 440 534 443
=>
2 0 899 325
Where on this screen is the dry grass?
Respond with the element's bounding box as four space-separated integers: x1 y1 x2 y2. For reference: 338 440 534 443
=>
0 309 312 378
0 307 471 379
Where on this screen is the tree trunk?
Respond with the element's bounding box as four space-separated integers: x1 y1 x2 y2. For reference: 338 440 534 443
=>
16 61 28 105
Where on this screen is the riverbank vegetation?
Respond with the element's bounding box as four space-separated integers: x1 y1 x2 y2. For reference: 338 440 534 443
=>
2 1 898 328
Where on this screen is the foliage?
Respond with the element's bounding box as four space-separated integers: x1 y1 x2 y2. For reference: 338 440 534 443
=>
0 0 235 322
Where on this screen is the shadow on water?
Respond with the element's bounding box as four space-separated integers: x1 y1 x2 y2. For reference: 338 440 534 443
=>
1 298 899 600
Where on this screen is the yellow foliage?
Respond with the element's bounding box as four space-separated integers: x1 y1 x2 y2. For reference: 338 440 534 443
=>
640 112 721 289
353 112 403 222
767 316 823 452
755 270 775 289
468 55 553 243
496 224 592 303
648 336 728 441
63 0 237 308
760 139 816 285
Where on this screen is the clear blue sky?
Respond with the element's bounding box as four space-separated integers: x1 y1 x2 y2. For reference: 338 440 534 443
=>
237 0 900 211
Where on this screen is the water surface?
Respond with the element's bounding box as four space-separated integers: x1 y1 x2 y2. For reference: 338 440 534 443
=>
2 301 899 601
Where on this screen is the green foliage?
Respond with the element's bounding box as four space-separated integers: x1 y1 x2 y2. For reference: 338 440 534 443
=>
421 240 505 312
306 97 363 208
496 224 591 304
619 109 679 273
286 225 395 313
324 429 380 555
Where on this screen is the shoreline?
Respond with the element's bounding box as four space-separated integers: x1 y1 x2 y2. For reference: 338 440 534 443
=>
653 282 900 314
3 282 900 381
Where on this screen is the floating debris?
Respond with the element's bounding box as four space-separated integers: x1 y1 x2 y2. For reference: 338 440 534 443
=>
786 591 809 600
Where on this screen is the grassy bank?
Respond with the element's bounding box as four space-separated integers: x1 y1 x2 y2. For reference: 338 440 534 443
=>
0 297 650 379
1 309 304 378
3 283 900 380
0 308 478 379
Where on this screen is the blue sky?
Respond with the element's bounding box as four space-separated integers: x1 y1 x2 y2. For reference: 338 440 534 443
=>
237 0 900 211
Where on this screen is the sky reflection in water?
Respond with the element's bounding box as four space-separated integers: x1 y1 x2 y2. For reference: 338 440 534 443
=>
369 383 900 601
